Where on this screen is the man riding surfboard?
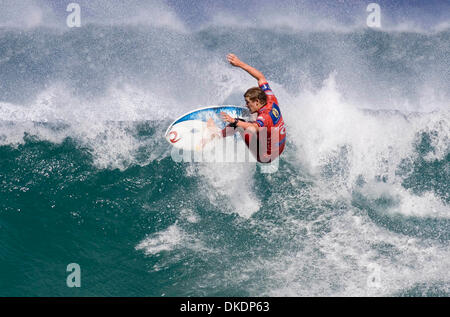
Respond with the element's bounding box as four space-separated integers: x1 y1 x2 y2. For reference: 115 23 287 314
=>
220 53 286 163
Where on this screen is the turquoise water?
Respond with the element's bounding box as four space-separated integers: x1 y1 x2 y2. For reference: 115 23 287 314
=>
0 24 449 296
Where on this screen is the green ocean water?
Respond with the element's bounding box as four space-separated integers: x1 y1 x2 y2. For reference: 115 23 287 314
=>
0 23 449 296
0 132 313 296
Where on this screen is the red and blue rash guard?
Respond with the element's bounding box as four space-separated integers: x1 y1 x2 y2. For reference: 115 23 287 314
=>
250 82 286 162
221 82 286 163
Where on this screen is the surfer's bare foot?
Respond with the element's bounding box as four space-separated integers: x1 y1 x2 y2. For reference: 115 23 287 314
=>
207 118 217 129
200 118 221 149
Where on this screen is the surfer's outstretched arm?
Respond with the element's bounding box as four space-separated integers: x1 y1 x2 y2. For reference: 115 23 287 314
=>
227 53 267 86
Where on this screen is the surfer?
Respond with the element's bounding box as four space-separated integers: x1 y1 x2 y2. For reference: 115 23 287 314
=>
220 53 286 163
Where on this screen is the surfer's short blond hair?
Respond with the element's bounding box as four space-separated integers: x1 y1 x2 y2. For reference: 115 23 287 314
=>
244 87 267 105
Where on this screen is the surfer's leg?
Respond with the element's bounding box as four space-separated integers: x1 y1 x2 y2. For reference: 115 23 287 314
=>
237 129 260 162
221 125 237 137
257 137 285 163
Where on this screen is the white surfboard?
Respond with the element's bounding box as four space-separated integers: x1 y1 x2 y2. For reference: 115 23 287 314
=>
165 105 250 151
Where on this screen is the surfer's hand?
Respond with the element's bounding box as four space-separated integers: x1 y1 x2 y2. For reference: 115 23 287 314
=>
220 112 235 123
227 53 242 67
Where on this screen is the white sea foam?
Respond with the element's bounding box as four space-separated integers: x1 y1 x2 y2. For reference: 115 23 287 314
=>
180 208 200 224
0 82 177 169
274 74 449 209
196 73 449 295
135 223 206 255
135 224 184 255
283 74 415 183
359 182 449 219
233 208 450 296
193 160 261 219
